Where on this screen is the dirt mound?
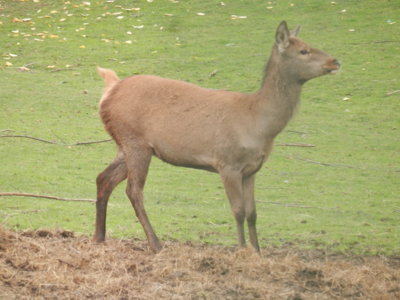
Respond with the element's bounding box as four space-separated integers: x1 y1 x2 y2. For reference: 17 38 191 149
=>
0 226 399 299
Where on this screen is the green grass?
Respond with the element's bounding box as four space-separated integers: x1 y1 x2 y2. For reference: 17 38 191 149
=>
1 0 399 255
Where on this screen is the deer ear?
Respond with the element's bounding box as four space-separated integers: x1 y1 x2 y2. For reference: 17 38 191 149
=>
290 25 301 37
276 21 290 52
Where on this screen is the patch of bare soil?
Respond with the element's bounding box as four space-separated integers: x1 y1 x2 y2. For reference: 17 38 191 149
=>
0 226 399 299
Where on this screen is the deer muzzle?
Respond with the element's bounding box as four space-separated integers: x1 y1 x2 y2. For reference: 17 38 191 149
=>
324 58 341 74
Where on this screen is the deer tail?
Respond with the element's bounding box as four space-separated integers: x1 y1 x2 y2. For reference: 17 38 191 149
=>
97 66 119 105
97 66 119 91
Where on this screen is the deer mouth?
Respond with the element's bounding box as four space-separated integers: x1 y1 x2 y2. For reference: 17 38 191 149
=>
327 68 339 74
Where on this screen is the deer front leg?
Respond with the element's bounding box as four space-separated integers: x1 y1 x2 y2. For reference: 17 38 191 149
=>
220 171 246 248
243 175 260 252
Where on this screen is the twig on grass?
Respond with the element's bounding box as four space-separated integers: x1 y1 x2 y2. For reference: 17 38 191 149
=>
386 89 400 96
0 135 60 144
293 156 357 169
291 156 400 172
1 133 314 148
276 143 315 147
256 200 326 209
73 139 112 146
0 192 96 203
0 134 112 146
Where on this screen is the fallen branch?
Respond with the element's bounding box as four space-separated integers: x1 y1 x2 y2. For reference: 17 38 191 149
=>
0 135 111 146
294 156 356 169
256 200 330 210
0 135 59 145
1 134 315 148
0 192 96 203
386 89 400 96
276 143 315 147
292 156 400 172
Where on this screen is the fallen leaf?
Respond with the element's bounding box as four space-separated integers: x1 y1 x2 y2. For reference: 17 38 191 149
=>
230 15 247 20
18 66 31 72
208 69 218 77
5 61 13 67
197 12 205 16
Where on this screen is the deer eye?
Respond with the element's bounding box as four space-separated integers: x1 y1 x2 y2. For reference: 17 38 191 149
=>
300 49 310 55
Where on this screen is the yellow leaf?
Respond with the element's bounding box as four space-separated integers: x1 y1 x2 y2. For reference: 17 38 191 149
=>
18 66 30 72
79 45 86 48
5 61 13 67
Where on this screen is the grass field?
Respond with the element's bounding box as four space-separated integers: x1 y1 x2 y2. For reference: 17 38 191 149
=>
0 0 399 256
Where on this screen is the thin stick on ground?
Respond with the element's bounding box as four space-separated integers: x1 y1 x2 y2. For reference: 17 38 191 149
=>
276 143 315 147
293 156 400 172
386 89 400 96
0 135 111 146
0 192 96 203
1 134 314 148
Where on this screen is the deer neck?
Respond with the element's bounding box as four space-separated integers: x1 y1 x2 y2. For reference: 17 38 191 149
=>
255 51 304 138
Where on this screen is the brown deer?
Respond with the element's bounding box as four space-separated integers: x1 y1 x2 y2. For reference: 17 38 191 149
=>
93 21 340 253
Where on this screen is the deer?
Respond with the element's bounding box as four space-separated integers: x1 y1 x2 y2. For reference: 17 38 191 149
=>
93 21 340 253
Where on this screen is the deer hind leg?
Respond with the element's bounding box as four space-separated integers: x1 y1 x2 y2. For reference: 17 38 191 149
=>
123 143 162 253
220 171 246 248
93 152 127 243
243 175 260 252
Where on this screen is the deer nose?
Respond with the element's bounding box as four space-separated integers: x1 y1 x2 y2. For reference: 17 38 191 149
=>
332 59 341 68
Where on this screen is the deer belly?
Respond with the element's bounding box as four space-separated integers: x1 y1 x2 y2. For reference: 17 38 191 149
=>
150 141 218 172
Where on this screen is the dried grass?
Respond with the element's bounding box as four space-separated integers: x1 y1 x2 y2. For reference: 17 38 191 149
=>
0 226 399 299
